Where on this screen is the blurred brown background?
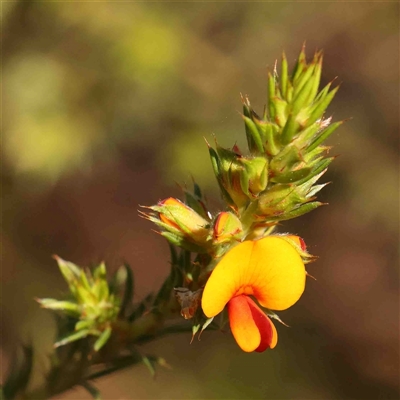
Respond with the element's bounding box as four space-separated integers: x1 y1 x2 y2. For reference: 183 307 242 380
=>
1 2 399 399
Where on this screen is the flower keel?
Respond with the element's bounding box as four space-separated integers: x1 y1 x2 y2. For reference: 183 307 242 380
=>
228 295 277 352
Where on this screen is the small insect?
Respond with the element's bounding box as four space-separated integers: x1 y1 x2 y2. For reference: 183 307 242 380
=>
174 287 203 319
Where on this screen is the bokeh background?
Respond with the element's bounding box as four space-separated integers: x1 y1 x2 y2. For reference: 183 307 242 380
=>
2 2 399 399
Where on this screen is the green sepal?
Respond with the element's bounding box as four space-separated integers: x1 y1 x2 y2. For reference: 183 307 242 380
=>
306 182 329 199
308 120 343 152
305 54 323 105
199 317 214 338
296 169 327 194
240 156 268 196
281 113 300 145
268 72 276 119
292 65 318 114
242 97 251 118
303 145 328 164
280 52 288 98
271 96 287 127
270 145 302 174
208 146 236 208
243 115 264 153
215 144 240 170
313 80 332 103
37 299 81 316
160 232 209 254
242 99 256 150
292 44 306 83
74 283 93 306
93 261 106 280
297 157 333 186
54 256 80 296
192 323 200 342
145 213 184 237
292 59 315 99
307 85 339 127
271 167 311 184
75 319 95 331
184 190 209 220
267 201 324 221
256 121 280 156
215 146 251 209
94 327 112 352
92 275 109 303
54 329 91 348
257 184 302 216
291 121 321 148
286 81 294 102
264 310 289 327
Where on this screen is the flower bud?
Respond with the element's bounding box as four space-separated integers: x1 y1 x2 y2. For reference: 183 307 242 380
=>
210 143 269 210
214 146 249 209
213 211 243 244
157 197 210 244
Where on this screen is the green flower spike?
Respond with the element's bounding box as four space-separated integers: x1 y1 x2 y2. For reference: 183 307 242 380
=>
208 45 343 235
37 256 120 352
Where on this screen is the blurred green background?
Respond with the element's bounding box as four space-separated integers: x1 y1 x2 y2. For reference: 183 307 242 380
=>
2 2 399 399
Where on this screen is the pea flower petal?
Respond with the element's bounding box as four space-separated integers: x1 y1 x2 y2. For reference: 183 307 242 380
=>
202 236 306 317
228 295 277 352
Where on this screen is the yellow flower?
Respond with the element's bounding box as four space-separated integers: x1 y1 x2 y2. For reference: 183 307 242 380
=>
202 236 306 352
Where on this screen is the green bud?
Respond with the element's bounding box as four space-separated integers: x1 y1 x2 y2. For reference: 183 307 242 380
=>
243 115 264 153
39 258 120 351
208 145 236 208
